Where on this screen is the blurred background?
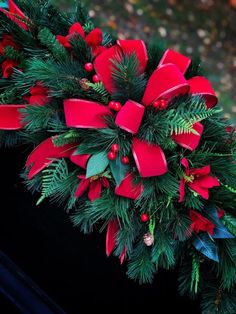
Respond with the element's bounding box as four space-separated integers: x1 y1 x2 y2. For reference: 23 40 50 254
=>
80 0 236 120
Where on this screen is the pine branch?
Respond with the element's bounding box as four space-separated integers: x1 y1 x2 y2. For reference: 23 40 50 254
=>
38 28 68 62
111 53 147 103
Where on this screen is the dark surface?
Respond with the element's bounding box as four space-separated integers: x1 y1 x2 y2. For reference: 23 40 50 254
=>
0 148 200 313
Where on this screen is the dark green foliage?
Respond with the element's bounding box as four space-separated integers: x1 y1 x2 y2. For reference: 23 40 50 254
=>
111 53 148 103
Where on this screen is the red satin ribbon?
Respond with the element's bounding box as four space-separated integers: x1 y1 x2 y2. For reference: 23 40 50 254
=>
0 105 25 130
26 137 76 179
0 0 28 30
63 99 112 129
115 173 144 199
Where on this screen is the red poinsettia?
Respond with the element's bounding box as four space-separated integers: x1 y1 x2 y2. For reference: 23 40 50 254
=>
189 210 215 235
0 34 18 55
75 174 110 201
56 22 105 56
2 59 18 78
179 158 220 202
23 82 49 106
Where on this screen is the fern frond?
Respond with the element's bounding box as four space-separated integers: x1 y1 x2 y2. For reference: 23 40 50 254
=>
37 158 69 205
87 82 110 103
190 254 200 294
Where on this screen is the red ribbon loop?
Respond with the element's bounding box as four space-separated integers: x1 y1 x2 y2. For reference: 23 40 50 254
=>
0 105 25 130
188 76 218 108
63 99 111 129
172 122 204 151
142 63 190 106
132 138 168 177
26 137 75 179
158 48 191 74
115 173 144 199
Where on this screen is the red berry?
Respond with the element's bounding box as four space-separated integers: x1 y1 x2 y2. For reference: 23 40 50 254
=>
121 156 130 164
92 74 100 83
152 100 160 108
107 151 117 160
111 143 119 153
152 99 168 110
108 101 122 112
141 213 149 222
84 63 93 72
159 99 168 109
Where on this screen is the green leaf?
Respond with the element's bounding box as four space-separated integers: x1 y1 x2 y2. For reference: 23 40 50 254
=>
86 152 109 178
110 158 128 185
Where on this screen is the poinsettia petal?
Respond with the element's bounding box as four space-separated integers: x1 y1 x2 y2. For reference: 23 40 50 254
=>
56 35 70 48
190 165 211 176
69 22 85 37
85 28 103 46
194 175 220 188
88 180 102 201
179 178 186 203
75 179 90 198
101 177 110 188
188 182 209 199
181 157 189 169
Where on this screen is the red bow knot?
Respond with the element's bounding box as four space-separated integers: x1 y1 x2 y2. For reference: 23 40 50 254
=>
0 34 18 55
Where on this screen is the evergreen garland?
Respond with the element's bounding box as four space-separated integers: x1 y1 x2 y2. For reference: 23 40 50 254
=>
0 1 236 312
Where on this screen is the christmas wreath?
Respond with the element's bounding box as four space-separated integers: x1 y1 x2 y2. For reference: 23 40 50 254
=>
1 1 236 312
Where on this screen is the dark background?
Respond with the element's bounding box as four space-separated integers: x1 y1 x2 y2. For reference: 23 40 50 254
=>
0 148 200 312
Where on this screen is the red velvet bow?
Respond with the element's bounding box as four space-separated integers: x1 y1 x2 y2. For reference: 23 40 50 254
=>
94 43 218 151
189 210 215 235
179 158 220 202
75 174 109 201
56 22 105 56
0 0 28 30
0 34 18 55
26 137 76 179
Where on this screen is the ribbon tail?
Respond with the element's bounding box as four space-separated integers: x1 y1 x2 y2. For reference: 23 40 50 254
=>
0 105 25 130
26 137 76 179
106 219 120 257
0 0 29 30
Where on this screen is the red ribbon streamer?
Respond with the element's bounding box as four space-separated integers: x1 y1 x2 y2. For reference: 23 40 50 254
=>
26 137 76 179
63 99 111 129
106 219 120 257
0 0 28 30
0 105 25 130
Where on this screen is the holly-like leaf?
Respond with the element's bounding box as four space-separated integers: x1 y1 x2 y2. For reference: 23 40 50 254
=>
109 158 128 185
192 233 219 262
86 151 109 178
0 1 9 9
